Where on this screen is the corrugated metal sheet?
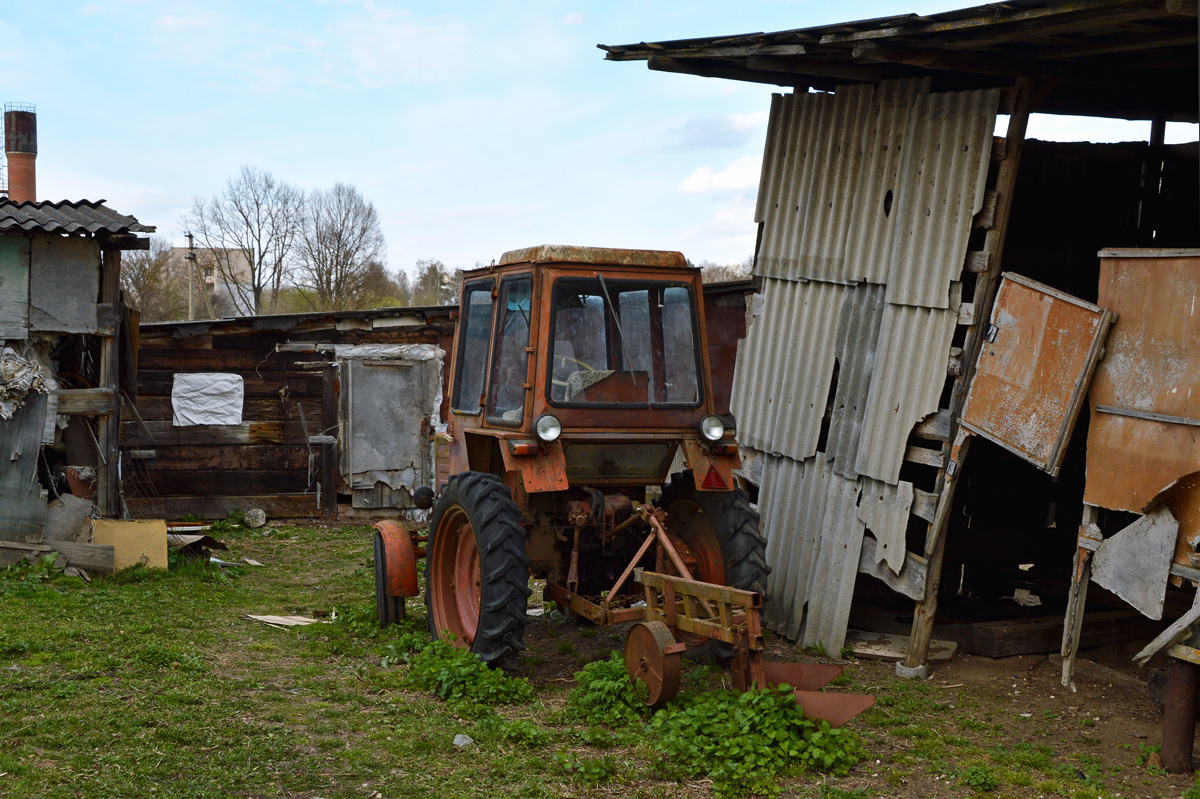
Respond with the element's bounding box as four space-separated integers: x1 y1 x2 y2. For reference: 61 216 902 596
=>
760 452 827 640
0 199 154 235
756 81 930 286
857 478 914 575
855 303 956 485
825 281 886 478
884 88 1000 308
758 452 865 651
841 79 930 284
754 83 997 308
730 277 842 461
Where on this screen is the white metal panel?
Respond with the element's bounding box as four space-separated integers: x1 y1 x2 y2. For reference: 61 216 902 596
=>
855 303 957 485
884 88 1000 309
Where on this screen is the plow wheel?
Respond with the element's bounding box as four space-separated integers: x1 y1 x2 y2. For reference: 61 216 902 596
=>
661 470 769 663
426 472 530 671
624 621 684 708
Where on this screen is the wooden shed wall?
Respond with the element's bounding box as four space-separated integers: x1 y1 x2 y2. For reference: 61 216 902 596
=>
123 316 454 520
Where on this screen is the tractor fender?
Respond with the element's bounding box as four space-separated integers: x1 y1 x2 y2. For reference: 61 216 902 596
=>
681 439 739 491
498 439 569 493
374 520 419 597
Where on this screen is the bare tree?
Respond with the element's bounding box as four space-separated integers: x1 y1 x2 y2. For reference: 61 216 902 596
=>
184 166 304 315
120 236 191 322
294 183 387 311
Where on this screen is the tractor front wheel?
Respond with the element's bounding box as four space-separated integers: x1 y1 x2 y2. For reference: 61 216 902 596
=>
660 469 769 663
426 472 530 671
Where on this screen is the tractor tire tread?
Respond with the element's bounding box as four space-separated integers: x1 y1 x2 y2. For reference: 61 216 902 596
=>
426 472 530 671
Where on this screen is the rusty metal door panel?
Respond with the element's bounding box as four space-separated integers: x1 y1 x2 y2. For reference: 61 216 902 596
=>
959 273 1113 476
1085 251 1200 512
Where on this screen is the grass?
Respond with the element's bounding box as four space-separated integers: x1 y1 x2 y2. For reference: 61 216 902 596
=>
0 522 1191 799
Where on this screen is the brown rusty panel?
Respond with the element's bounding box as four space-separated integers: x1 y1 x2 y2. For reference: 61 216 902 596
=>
702 294 746 416
959 273 1111 475
497 439 569 493
1085 253 1200 512
1160 472 1200 581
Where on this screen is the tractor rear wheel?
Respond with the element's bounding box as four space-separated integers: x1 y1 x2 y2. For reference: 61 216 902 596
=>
660 470 769 663
426 472 530 671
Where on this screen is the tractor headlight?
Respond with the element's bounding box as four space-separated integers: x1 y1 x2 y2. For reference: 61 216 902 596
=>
534 414 562 443
698 415 725 442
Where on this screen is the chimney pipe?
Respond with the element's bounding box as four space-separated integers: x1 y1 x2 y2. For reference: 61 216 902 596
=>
4 103 36 203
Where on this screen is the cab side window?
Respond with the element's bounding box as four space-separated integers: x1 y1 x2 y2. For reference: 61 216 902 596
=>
451 282 495 413
487 277 533 425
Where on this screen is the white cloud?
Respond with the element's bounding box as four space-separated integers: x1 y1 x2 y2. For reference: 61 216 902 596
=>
562 11 587 25
670 112 769 151
678 155 762 194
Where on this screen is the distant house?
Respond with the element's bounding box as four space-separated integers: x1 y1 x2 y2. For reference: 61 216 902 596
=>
165 246 253 316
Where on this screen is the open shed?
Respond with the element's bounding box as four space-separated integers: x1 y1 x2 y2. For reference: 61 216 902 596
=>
602 0 1199 688
0 198 152 536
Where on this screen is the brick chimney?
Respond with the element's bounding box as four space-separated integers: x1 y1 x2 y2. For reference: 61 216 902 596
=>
4 103 36 203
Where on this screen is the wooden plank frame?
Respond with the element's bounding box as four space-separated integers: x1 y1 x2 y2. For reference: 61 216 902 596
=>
903 78 1052 671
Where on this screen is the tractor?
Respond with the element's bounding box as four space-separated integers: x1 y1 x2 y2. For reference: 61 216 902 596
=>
377 244 767 670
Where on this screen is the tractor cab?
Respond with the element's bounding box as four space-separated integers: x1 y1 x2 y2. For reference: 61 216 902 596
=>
438 245 739 500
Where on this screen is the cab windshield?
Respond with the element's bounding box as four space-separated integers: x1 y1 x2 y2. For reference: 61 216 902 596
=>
548 277 701 407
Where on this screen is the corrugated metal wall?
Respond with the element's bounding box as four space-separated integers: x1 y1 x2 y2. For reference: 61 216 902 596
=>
737 78 999 651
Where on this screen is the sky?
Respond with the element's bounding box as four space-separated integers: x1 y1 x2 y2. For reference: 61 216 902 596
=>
6 1 1197 276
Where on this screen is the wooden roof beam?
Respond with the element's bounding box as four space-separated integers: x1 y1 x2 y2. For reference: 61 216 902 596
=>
817 0 1154 44
647 57 809 88
608 43 808 61
1034 29 1197 59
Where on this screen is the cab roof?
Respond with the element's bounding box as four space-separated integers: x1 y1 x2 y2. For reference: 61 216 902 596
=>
497 245 688 269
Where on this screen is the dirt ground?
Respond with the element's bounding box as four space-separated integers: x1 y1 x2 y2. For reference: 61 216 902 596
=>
518 577 1198 799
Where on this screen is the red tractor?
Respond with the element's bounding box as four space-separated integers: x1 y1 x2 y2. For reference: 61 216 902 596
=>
379 245 767 671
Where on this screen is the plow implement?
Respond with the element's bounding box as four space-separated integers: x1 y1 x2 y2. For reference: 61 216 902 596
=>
626 569 875 727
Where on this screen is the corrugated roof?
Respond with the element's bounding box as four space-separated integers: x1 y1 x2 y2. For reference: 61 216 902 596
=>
601 0 1198 122
854 302 957 484
884 88 999 308
730 277 841 460
0 199 154 235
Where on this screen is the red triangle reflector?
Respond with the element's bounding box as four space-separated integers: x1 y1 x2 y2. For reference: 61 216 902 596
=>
702 465 727 489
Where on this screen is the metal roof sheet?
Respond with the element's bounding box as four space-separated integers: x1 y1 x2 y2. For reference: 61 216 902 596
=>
758 452 865 651
0 199 154 235
754 81 997 308
825 281 886 478
884 88 999 308
854 302 957 484
756 80 930 287
730 277 841 461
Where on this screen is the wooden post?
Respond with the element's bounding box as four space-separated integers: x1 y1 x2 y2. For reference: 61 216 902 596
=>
95 246 122 517
902 78 1050 673
321 362 338 517
1060 503 1099 688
